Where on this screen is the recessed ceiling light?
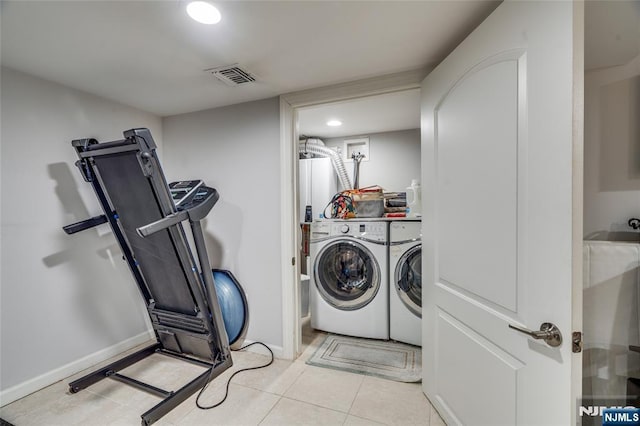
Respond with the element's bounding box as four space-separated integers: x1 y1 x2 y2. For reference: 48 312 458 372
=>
327 120 342 127
186 1 221 25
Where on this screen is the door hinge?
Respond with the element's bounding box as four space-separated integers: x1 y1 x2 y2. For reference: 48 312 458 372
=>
291 257 296 266
572 331 582 353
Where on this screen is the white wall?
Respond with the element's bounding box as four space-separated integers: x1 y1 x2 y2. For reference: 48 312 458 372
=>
0 67 161 403
324 128 421 193
584 53 640 240
162 98 283 351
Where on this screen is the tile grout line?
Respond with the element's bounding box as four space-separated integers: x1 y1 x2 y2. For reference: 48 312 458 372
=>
274 361 307 396
232 357 307 397
281 354 368 417
277 395 350 419
256 394 282 425
344 374 366 422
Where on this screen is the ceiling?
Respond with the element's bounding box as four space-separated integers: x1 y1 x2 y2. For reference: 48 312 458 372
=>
585 1 640 71
4 2 634 138
297 89 420 139
295 1 640 141
0 0 500 117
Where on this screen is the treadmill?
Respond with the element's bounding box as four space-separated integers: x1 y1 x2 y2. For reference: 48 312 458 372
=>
63 128 232 425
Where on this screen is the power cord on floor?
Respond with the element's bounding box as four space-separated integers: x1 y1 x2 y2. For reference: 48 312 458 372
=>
195 342 274 410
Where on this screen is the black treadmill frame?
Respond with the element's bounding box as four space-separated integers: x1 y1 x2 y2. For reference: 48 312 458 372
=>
65 128 232 426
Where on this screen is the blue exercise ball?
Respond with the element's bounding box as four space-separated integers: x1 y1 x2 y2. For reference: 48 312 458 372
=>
212 269 248 349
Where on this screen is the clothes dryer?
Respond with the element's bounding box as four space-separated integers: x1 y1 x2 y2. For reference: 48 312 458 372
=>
389 220 422 346
310 220 389 339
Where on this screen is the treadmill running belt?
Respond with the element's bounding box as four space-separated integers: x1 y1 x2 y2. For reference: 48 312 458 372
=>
94 152 197 314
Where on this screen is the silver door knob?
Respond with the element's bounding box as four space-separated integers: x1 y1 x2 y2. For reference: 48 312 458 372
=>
508 322 562 347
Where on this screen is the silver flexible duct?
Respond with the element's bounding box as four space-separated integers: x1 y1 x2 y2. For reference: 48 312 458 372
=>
299 139 352 190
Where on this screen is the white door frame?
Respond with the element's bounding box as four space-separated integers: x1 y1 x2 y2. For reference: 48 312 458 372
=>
571 3 585 420
278 69 428 359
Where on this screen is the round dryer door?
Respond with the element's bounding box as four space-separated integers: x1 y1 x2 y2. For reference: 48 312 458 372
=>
314 240 380 311
395 245 422 317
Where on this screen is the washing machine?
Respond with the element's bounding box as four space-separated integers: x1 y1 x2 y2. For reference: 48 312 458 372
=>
310 220 389 339
389 220 422 346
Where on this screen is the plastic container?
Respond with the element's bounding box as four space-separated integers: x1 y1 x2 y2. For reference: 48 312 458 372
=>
353 191 384 218
406 179 422 217
300 274 310 317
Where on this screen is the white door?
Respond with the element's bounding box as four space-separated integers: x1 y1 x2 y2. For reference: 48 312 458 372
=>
421 2 582 425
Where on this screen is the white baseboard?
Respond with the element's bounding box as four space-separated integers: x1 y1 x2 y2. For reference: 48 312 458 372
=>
0 330 155 407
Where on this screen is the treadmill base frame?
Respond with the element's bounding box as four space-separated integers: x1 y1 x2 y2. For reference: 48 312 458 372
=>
68 343 233 426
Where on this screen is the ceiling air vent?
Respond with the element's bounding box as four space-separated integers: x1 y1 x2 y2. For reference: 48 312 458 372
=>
205 64 256 86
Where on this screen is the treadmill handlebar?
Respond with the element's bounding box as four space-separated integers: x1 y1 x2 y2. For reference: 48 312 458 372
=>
136 186 219 238
137 210 188 238
63 215 108 235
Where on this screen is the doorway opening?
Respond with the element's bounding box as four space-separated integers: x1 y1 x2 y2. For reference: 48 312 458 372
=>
281 70 427 359
291 88 422 359
581 1 640 417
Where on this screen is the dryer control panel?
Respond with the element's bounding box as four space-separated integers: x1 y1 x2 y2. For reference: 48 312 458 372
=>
389 221 422 243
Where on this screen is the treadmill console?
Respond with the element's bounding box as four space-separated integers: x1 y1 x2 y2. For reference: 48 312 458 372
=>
169 180 219 219
169 180 203 207
176 186 218 211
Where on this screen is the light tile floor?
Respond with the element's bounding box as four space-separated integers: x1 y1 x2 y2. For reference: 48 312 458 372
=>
0 321 445 425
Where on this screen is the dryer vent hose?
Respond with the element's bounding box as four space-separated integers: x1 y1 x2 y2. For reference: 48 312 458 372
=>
299 139 352 191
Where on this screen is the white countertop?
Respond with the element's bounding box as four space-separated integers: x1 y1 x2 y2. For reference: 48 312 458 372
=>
304 217 421 223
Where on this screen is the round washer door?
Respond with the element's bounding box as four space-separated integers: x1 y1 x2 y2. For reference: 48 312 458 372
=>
314 239 381 311
395 244 422 317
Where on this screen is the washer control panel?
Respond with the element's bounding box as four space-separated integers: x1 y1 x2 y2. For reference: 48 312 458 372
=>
310 220 388 242
330 222 387 241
